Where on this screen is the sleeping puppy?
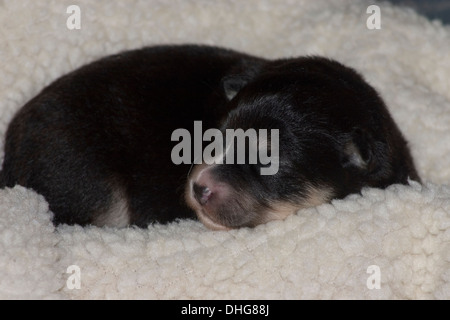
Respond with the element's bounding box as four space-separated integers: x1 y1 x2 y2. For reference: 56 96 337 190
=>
0 45 420 229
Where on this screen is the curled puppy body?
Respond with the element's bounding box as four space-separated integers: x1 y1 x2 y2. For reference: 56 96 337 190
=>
0 45 420 229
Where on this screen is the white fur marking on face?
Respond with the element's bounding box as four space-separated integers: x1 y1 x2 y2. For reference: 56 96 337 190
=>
304 184 334 207
93 190 130 228
265 203 300 222
265 185 334 223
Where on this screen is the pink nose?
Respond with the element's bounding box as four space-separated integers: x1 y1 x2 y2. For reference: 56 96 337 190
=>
193 183 212 205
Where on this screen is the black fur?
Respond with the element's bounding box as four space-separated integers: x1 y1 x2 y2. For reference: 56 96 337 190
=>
0 45 420 228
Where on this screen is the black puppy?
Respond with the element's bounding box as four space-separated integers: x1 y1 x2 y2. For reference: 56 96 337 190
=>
0 45 420 229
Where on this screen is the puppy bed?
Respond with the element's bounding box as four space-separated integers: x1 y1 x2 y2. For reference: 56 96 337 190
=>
0 0 449 299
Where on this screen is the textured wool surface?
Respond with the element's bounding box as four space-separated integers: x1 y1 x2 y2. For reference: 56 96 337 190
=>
0 0 449 299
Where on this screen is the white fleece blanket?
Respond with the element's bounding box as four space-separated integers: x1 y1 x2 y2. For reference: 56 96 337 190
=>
0 0 449 300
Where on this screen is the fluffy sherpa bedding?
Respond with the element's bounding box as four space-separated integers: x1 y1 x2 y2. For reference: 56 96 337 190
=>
0 0 449 300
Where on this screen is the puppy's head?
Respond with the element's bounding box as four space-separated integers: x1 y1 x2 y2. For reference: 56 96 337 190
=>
186 57 408 230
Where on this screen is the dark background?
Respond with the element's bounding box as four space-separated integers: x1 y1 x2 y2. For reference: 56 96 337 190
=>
385 0 450 24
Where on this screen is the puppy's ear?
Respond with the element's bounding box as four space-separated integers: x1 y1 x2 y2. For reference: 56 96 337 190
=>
340 128 375 171
221 74 252 100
